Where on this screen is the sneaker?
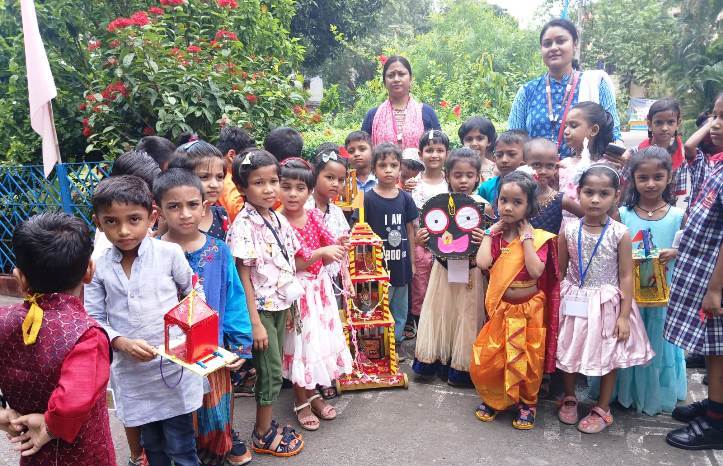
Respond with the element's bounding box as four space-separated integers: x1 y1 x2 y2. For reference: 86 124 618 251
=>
227 431 252 465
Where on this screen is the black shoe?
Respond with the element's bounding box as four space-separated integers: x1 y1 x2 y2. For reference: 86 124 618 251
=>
666 417 723 450
686 353 706 368
673 400 709 423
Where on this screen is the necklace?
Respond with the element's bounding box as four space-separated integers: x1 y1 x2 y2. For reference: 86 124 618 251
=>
636 203 668 218
538 187 557 210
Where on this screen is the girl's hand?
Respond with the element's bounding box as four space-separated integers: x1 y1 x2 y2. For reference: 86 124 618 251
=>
614 316 631 341
702 288 723 317
518 220 534 240
416 227 430 245
489 220 505 234
403 178 418 192
252 322 269 351
658 248 678 265
322 245 346 262
471 227 485 244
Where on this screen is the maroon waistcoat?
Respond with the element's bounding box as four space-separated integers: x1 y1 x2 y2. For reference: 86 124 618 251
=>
0 293 115 466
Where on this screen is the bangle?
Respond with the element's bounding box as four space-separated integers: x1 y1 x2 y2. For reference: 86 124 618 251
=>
520 232 534 242
483 228 499 237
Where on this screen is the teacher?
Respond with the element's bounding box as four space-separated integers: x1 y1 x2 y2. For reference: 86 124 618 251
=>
361 55 441 149
507 19 621 158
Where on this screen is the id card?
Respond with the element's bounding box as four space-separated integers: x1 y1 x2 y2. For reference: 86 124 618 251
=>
562 295 589 318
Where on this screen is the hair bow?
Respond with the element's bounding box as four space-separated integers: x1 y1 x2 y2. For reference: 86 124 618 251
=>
241 153 253 166
322 151 338 163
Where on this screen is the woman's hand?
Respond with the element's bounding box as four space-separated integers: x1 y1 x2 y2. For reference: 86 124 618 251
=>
658 248 678 265
614 316 631 341
416 227 430 246
336 234 351 250
321 245 346 263
252 322 269 351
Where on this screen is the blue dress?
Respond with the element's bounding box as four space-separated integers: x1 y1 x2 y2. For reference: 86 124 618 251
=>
590 206 686 415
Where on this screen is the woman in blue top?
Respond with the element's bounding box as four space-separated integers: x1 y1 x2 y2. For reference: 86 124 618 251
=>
507 19 621 159
361 55 441 150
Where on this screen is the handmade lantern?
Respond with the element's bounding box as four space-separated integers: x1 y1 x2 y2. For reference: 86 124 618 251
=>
333 168 360 210
632 229 670 307
337 207 408 392
420 193 490 259
164 290 219 364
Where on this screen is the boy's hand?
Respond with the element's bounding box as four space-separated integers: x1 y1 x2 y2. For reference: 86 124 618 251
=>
0 408 21 435
10 413 52 456
226 358 246 371
112 337 157 362
252 322 269 351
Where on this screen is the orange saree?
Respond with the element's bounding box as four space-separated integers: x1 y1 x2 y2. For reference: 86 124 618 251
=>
470 229 559 410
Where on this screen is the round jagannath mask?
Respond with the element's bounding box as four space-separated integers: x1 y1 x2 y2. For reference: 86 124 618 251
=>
421 193 489 259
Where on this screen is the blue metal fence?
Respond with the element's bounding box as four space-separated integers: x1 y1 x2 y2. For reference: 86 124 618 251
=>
0 162 112 273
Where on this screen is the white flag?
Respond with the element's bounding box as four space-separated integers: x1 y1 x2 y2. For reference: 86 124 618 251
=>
20 0 60 177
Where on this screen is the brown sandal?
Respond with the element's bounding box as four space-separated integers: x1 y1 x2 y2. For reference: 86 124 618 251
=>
293 400 320 431
308 393 337 420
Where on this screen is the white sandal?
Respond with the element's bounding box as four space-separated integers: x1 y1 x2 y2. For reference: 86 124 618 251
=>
308 393 337 420
293 400 320 431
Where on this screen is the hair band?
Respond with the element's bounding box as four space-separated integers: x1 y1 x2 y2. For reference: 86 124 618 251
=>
280 157 312 169
584 164 620 182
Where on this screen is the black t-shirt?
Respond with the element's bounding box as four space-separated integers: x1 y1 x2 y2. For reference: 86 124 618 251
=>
363 189 419 286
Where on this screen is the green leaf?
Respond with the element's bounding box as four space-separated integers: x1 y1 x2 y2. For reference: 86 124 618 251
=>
122 53 135 68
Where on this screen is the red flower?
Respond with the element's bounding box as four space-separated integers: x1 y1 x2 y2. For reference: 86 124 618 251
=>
110 39 121 48
86 94 97 102
241 71 249 79
187 44 202 54
311 113 322 123
440 100 448 108
160 0 185 5
378 54 388 65
246 94 258 104
79 103 87 111
143 126 155 136
82 127 93 138
148 6 164 15
87 40 101 51
210 39 219 48
215 29 238 41
82 117 89 126
93 105 104 113
107 17 132 33
453 104 461 118
217 0 238 7
293 105 303 115
130 11 149 26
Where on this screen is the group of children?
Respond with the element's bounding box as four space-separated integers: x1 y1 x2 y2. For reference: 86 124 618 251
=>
1 91 723 465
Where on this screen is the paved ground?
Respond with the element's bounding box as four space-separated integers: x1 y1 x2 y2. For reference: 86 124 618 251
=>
0 319 719 466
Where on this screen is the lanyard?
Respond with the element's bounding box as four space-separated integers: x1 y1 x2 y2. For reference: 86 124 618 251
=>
577 220 609 287
546 71 579 148
389 97 410 146
261 211 290 264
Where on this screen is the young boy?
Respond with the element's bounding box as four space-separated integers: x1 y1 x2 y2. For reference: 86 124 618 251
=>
264 127 303 163
0 212 115 465
218 126 256 223
477 129 529 208
400 148 424 189
363 143 418 342
136 136 177 172
346 130 376 192
154 168 253 466
85 175 203 466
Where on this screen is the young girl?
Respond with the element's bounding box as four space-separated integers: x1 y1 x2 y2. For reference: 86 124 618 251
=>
556 165 654 434
459 116 498 182
471 171 560 430
173 139 229 240
226 149 304 457
526 138 584 234
636 98 687 197
406 130 451 338
154 168 253 465
684 92 723 208
595 148 685 416
278 158 353 431
412 148 487 385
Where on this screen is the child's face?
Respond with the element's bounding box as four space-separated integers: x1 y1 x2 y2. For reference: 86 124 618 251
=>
347 140 372 172
462 129 490 157
159 186 206 237
577 174 619 218
447 160 479 195
493 141 524 176
373 154 401 187
421 143 447 171
526 147 559 189
240 165 280 212
633 161 671 204
497 182 528 225
94 202 155 253
194 157 225 205
400 162 422 184
564 108 599 155
279 177 310 213
648 110 680 148
710 97 723 151
315 161 347 201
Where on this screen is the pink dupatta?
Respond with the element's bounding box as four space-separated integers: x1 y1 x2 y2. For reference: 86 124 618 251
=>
371 97 424 149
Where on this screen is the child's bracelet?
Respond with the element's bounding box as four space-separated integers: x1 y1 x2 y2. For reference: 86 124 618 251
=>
520 232 534 242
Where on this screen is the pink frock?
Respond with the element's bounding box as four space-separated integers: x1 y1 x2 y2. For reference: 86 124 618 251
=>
281 209 353 389
556 220 654 376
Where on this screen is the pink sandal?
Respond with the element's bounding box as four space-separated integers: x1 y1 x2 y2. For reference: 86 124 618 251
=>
557 395 579 425
577 406 613 434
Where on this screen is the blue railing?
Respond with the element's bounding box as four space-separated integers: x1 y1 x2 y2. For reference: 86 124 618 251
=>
0 161 112 273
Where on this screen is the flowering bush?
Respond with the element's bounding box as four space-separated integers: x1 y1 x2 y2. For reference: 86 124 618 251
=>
81 0 306 155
